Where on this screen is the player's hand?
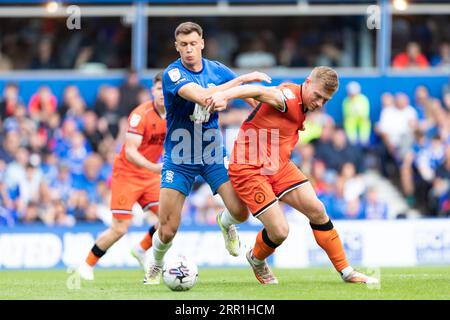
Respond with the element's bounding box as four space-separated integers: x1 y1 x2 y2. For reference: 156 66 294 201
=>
239 71 272 84
189 103 211 123
206 92 228 112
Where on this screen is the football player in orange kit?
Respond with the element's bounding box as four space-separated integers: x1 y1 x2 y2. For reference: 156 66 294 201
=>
206 66 379 285
78 72 166 280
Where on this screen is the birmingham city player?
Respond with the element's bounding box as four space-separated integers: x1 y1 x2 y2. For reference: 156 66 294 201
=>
144 22 271 284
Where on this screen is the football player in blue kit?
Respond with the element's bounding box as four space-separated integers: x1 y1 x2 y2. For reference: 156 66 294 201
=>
144 21 271 284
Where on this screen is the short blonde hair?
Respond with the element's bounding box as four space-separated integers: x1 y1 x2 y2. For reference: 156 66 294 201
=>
174 22 203 39
310 66 339 93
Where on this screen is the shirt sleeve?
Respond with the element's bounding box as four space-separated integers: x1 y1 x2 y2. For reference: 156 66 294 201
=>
127 109 146 136
279 84 299 112
216 61 237 83
163 67 192 97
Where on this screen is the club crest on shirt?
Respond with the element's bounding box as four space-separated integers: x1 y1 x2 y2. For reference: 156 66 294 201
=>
168 68 181 82
129 114 141 127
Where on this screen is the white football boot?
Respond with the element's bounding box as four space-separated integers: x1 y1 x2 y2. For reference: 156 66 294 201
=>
342 270 380 284
77 262 94 281
216 213 241 257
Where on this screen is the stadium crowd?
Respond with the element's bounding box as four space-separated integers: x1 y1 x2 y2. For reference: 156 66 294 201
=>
0 15 449 70
0 70 449 227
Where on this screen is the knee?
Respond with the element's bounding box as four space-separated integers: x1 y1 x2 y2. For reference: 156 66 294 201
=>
267 224 289 245
228 202 250 222
111 220 130 238
307 200 328 225
159 223 177 243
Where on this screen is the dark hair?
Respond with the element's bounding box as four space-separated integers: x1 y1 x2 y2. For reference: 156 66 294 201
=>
174 22 203 39
5 82 18 90
153 71 163 84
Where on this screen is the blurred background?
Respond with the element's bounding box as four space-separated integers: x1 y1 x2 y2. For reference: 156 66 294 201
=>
0 0 449 269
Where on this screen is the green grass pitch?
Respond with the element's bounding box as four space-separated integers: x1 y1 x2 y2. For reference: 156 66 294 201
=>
1 267 449 300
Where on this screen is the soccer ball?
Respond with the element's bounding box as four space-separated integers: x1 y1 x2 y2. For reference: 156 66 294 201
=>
162 256 198 291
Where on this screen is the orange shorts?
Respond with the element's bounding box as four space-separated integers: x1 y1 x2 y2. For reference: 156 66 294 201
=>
228 161 308 217
110 169 161 220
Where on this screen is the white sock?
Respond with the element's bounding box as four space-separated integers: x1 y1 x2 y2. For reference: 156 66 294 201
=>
219 208 241 229
341 266 354 278
133 244 146 255
152 231 172 267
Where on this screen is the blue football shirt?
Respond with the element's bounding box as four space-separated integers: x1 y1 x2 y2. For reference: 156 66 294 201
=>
162 58 236 165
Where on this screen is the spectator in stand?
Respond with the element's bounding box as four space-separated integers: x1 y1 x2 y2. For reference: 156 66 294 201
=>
28 86 58 121
97 86 122 138
63 130 91 176
0 50 12 71
392 42 429 68
46 200 75 227
3 105 32 137
62 96 86 130
69 153 104 222
0 83 22 121
279 37 307 67
53 118 78 159
333 162 366 220
415 134 445 184
21 202 43 224
362 187 388 219
0 130 20 165
413 85 431 122
235 38 276 68
93 85 109 116
137 87 152 105
41 152 58 183
443 91 450 113
310 118 335 149
431 42 450 68
30 37 58 69
316 43 352 68
118 69 145 117
42 112 61 152
342 81 371 147
337 162 366 204
3 147 28 193
310 160 328 196
315 127 364 174
430 144 450 216
293 143 316 177
58 85 82 119
376 92 418 162
0 163 15 226
82 110 109 152
299 109 334 144
48 160 73 204
400 129 428 207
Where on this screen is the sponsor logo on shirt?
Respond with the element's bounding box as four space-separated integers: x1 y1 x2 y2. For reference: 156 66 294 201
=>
165 170 174 183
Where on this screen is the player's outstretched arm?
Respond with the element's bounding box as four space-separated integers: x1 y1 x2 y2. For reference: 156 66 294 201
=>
124 133 162 174
178 71 271 106
206 85 285 112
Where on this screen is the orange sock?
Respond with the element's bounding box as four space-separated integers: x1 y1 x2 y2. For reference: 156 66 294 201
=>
252 229 279 261
139 225 157 251
140 233 152 251
311 220 349 272
85 244 106 267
